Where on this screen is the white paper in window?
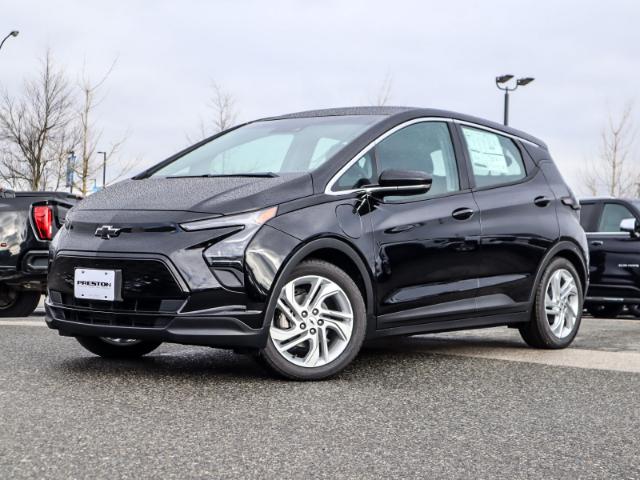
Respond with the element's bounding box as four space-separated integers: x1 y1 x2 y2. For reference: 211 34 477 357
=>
463 128 508 175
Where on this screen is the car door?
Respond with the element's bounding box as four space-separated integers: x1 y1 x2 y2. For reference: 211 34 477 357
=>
333 120 483 329
586 201 640 302
457 123 559 313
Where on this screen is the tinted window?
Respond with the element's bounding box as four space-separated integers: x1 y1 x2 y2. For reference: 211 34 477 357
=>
598 203 636 232
579 202 599 230
334 152 375 191
461 126 526 188
374 122 459 200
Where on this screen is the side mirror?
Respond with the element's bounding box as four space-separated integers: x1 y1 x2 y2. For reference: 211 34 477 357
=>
620 218 640 237
371 169 432 197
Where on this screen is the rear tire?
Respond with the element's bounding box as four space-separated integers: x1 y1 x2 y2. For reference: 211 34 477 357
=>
0 285 40 317
75 336 162 359
626 304 640 318
519 258 583 349
260 260 366 381
586 303 623 319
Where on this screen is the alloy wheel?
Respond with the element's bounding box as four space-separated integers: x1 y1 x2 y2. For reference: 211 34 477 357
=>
270 275 354 368
544 268 579 339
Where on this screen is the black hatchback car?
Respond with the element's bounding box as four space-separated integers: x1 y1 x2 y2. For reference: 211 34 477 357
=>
580 197 640 318
46 107 588 380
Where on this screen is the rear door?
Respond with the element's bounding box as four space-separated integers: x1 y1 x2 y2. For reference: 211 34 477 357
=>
456 123 559 313
586 201 640 302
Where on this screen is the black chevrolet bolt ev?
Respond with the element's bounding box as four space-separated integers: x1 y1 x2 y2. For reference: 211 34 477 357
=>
46 107 588 380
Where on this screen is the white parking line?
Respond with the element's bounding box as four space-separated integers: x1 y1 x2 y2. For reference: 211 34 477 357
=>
0 320 46 327
428 346 640 374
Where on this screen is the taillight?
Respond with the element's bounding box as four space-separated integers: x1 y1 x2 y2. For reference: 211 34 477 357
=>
33 205 53 240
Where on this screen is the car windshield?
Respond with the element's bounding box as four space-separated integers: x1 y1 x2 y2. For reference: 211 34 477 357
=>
150 115 383 178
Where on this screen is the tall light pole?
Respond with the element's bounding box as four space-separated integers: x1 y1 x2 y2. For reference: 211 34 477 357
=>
495 74 535 126
0 30 19 52
97 151 107 188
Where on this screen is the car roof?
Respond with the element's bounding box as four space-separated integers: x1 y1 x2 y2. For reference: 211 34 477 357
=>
260 106 547 149
579 196 638 203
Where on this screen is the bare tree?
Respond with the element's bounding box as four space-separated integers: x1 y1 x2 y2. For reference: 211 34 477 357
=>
583 103 638 196
210 81 237 133
73 60 129 194
370 73 393 106
188 81 239 143
0 52 76 190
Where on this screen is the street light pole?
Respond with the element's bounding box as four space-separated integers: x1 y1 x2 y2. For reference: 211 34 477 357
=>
97 151 107 188
495 74 535 126
0 30 19 52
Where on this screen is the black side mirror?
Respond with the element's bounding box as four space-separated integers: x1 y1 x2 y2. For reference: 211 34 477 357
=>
371 169 432 197
620 218 640 237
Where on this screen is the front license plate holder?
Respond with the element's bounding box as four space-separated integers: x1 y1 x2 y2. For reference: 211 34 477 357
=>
74 268 123 301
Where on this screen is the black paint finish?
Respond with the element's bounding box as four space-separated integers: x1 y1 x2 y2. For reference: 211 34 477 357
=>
46 107 587 348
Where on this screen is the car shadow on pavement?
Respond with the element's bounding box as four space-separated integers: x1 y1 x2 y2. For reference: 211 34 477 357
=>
58 347 275 381
55 333 529 382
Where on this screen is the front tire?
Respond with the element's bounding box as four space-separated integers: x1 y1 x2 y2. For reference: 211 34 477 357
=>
75 336 162 359
519 258 583 349
259 260 367 380
0 285 40 317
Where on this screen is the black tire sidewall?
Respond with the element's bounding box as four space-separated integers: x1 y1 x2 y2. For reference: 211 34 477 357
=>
0 288 40 318
75 336 162 358
534 258 583 348
261 260 367 380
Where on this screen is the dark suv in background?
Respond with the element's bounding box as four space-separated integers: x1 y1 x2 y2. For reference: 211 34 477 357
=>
1 190 79 316
580 197 640 318
46 107 588 380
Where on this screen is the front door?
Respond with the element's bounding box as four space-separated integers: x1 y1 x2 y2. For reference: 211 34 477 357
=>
361 121 483 328
587 201 640 302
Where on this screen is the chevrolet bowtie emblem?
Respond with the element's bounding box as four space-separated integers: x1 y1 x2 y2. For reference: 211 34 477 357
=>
95 225 122 240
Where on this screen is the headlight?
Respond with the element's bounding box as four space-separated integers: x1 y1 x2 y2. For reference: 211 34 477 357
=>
180 206 278 232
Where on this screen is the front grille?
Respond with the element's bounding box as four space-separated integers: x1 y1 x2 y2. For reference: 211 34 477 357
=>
48 255 187 314
56 294 184 313
50 305 173 329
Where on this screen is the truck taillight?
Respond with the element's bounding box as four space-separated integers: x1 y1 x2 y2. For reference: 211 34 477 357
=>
33 205 53 240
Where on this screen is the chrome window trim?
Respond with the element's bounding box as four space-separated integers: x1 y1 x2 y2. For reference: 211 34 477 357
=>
325 117 542 196
454 120 541 148
325 117 452 195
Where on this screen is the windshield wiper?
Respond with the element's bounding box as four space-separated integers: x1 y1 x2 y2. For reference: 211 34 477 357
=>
167 172 279 179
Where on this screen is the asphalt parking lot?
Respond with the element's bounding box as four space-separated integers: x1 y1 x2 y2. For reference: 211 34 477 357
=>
1 311 638 479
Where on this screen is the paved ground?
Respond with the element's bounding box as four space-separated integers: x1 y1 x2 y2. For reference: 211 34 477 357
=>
0 312 639 479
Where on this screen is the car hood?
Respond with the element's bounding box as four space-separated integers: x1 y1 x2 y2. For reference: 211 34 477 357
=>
74 173 314 215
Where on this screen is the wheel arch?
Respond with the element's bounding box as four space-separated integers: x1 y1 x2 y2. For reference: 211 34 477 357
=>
529 240 588 306
260 236 376 338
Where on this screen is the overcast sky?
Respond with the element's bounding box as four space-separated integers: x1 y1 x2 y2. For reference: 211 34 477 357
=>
3 0 639 194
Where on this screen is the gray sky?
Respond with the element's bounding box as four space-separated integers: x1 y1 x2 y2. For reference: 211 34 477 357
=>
3 0 639 194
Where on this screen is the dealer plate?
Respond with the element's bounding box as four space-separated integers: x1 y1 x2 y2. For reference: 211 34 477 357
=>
74 268 121 301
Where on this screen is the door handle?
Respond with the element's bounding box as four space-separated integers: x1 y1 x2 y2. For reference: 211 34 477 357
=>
534 196 551 207
591 240 604 246
452 207 474 220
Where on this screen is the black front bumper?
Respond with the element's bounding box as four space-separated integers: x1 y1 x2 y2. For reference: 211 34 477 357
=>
45 253 270 349
45 301 268 348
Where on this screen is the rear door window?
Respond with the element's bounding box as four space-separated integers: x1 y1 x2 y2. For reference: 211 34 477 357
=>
461 126 526 188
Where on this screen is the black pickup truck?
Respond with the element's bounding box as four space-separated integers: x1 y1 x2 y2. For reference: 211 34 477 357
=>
0 189 80 317
580 197 640 318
